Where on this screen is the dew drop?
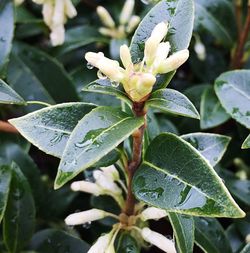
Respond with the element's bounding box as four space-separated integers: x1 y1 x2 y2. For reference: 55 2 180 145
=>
111 81 120 87
86 62 94 69
82 221 91 229
97 70 107 80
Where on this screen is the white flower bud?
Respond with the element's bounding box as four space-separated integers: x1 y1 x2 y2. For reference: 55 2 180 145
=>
50 25 65 46
246 234 250 243
88 232 113 253
119 0 135 25
141 228 177 253
100 165 120 181
155 42 171 63
156 49 189 74
42 1 54 26
97 6 115 28
64 0 77 18
65 209 106 226
14 0 25 6
71 181 102 196
32 0 45 4
194 40 206 61
52 0 65 27
140 207 168 221
120 44 133 69
126 15 141 33
150 22 168 43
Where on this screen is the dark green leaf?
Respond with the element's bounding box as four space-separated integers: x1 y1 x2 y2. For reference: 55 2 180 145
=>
146 89 200 119
200 86 230 129
0 0 14 77
133 133 245 217
3 163 35 253
116 232 140 253
215 70 250 129
9 103 96 158
242 134 250 149
226 224 244 253
0 165 12 222
83 79 132 106
0 79 25 105
194 217 232 253
55 107 144 189
30 229 90 253
181 133 231 166
168 213 194 253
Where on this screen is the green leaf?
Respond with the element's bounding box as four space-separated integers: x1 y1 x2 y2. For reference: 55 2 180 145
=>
116 232 140 253
133 133 245 217
83 79 132 106
226 224 244 253
0 0 14 77
55 107 144 189
0 79 25 105
3 163 35 253
242 134 250 149
9 103 95 158
215 70 250 129
194 0 236 48
0 165 12 222
168 213 194 253
30 229 90 253
240 244 250 253
146 89 200 119
110 38 128 60
181 133 231 166
130 0 194 88
194 217 232 253
200 86 230 129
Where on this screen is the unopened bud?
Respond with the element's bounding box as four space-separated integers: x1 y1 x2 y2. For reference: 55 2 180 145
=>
194 40 206 61
14 0 25 5
140 207 167 221
141 228 177 253
53 0 65 26
42 1 54 26
50 25 65 46
126 15 140 33
71 181 102 196
150 22 168 43
88 232 113 253
100 165 120 181
64 0 77 18
120 44 133 69
246 234 250 243
120 0 135 25
65 209 106 226
156 49 189 74
97 6 115 28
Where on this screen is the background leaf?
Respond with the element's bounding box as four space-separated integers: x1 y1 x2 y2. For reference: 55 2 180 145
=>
116 232 140 253
242 134 250 149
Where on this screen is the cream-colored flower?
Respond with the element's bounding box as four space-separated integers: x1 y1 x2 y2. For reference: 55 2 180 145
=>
140 207 168 221
71 180 103 195
97 0 140 39
88 232 113 253
85 22 189 102
32 0 77 46
14 0 25 5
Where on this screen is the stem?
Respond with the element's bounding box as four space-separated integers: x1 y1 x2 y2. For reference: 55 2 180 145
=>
235 0 242 35
231 3 250 69
0 121 19 133
123 102 146 216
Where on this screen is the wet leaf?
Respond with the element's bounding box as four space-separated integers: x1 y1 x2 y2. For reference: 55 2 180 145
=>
0 0 14 77
9 103 96 158
0 165 12 222
3 163 35 253
168 213 194 253
133 133 245 217
55 107 144 189
116 232 140 253
30 229 89 253
215 70 250 129
146 89 200 119
0 79 25 105
194 217 232 253
242 134 250 149
200 86 230 129
181 133 231 166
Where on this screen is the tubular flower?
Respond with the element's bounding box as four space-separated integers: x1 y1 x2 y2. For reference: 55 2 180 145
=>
32 0 77 46
88 231 114 253
140 207 168 221
85 22 189 102
97 0 140 39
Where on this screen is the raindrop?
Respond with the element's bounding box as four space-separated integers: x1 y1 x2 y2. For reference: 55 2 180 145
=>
86 62 94 69
97 70 107 80
111 81 120 87
141 0 150 4
82 221 91 229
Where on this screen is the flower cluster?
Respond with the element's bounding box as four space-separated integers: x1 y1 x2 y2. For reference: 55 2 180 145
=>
14 0 77 46
97 0 140 39
65 165 176 253
85 22 189 102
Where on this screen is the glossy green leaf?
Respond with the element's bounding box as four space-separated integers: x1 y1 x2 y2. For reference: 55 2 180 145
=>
3 163 35 253
30 229 90 253
130 0 194 88
194 0 236 48
226 224 244 253
83 79 132 106
55 107 144 189
0 79 25 105
0 165 12 222
215 70 250 129
194 217 232 253
240 244 250 253
168 213 194 253
146 89 200 119
181 133 231 166
9 103 95 158
242 134 250 149
116 232 140 253
133 133 245 217
110 38 128 60
0 0 14 77
200 86 230 129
